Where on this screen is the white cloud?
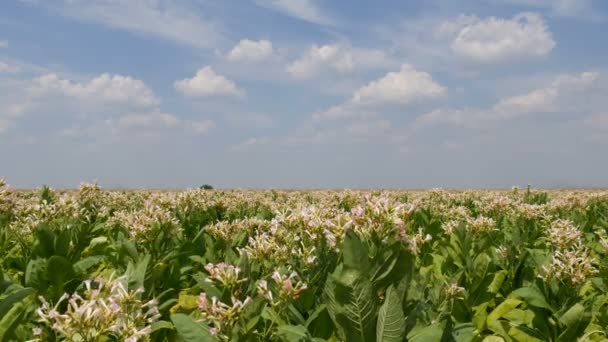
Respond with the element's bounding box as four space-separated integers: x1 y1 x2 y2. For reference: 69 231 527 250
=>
58 113 215 139
188 119 215 134
0 62 21 74
287 44 392 79
31 73 160 107
447 12 555 63
418 71 600 126
175 67 244 97
230 137 271 151
352 64 446 106
492 72 598 116
36 0 220 48
0 104 28 133
227 39 275 63
501 0 598 18
0 40 7 48
313 64 445 121
254 0 333 25
116 112 179 129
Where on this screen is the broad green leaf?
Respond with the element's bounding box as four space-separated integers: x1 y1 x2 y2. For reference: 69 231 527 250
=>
510 287 552 311
47 255 75 294
487 298 522 339
556 303 591 342
276 325 313 342
170 313 216 342
0 301 28 342
73 255 104 275
342 230 370 274
488 298 522 323
0 288 34 319
126 253 150 291
25 259 47 289
482 337 505 342
328 269 377 342
151 320 174 332
452 323 477 342
262 306 287 326
376 285 405 342
488 270 508 294
407 322 445 342
306 304 333 339
174 293 200 312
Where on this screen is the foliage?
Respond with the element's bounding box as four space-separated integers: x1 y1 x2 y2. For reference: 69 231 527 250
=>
1 178 608 341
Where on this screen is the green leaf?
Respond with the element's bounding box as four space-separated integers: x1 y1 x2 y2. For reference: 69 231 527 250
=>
126 254 150 291
488 271 508 294
170 313 216 342
276 325 313 342
452 323 477 342
0 296 33 342
151 320 174 333
47 255 75 293
510 287 552 311
73 255 104 275
488 298 522 323
556 303 591 342
327 269 377 342
407 322 446 342
262 306 287 326
342 230 370 274
54 230 71 256
306 305 333 339
376 285 405 342
25 258 47 290
174 293 200 312
487 298 522 339
33 225 55 257
0 287 34 319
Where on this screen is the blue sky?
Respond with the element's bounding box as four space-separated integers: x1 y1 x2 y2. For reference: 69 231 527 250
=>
1 0 608 189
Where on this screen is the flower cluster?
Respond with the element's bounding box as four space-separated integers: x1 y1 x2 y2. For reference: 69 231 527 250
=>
197 293 252 340
35 275 160 341
467 216 496 234
110 200 181 242
545 219 582 249
205 262 247 289
540 245 598 285
257 270 308 306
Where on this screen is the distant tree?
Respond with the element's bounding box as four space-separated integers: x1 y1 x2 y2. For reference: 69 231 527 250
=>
200 184 214 190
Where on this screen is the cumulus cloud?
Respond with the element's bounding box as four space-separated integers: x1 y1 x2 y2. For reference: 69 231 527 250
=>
227 39 275 63
418 71 599 126
254 0 333 25
0 40 7 48
174 66 244 97
352 64 446 106
313 64 445 121
31 73 160 107
448 12 555 63
287 44 392 79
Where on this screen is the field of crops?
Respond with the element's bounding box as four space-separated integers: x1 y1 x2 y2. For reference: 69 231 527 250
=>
2 178 608 341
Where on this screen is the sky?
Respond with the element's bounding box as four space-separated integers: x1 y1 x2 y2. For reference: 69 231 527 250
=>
1 0 608 189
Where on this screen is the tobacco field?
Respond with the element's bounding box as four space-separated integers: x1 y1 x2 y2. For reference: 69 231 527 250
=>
1 177 608 341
